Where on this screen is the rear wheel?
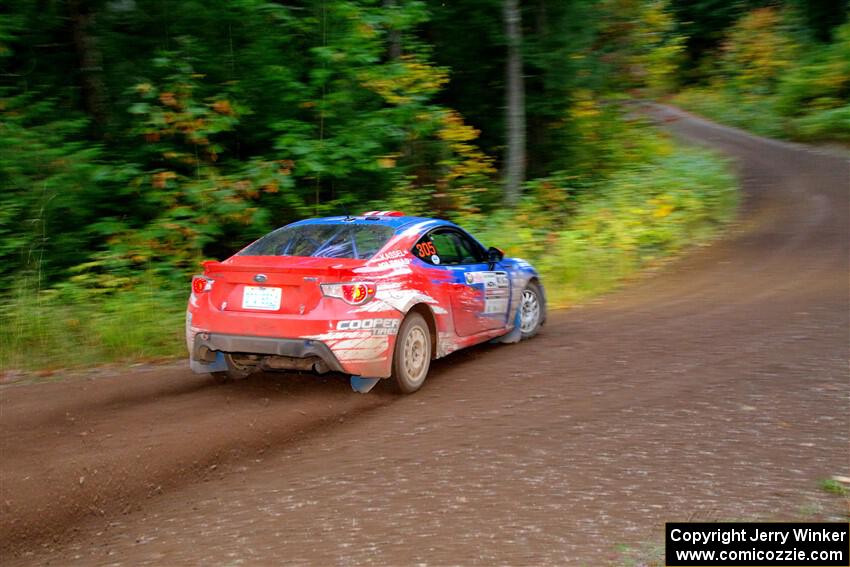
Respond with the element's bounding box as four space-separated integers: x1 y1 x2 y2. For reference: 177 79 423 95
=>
392 312 431 394
519 281 544 339
211 354 254 383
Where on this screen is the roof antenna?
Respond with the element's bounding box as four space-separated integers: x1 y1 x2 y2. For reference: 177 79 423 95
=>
342 203 354 221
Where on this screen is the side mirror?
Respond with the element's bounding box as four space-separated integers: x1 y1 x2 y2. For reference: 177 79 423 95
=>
487 246 504 270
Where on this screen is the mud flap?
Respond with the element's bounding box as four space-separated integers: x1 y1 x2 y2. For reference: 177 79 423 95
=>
494 308 522 344
189 351 228 374
350 376 381 393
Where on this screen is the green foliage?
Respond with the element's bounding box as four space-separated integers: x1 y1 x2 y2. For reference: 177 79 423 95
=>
0 95 117 288
473 129 737 306
0 276 185 370
93 53 297 283
719 7 797 93
595 0 686 95
424 0 685 176
671 0 760 79
674 7 850 142
820 478 849 497
777 19 850 141
790 0 849 42
672 88 787 138
790 105 850 141
566 94 675 179
672 0 848 80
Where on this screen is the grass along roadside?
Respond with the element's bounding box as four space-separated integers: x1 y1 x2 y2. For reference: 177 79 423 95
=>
672 87 850 145
0 144 738 374
0 282 186 374
474 146 738 308
671 89 787 140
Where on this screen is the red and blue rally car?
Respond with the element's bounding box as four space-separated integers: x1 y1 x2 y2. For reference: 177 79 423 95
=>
186 211 545 393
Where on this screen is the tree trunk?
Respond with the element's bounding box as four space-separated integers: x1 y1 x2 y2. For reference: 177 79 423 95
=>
68 0 109 132
503 0 525 206
383 0 402 59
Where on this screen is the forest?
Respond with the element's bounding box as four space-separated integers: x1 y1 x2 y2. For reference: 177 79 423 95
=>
1 0 847 370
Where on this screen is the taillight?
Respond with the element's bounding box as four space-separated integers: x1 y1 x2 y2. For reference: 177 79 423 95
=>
321 282 376 305
192 276 213 294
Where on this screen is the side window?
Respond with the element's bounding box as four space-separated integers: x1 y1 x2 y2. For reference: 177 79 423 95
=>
430 232 463 264
413 229 485 265
452 231 486 263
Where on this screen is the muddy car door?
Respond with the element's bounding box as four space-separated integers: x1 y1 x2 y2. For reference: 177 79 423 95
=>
413 228 510 337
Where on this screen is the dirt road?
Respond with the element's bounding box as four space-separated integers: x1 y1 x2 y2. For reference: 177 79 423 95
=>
1 107 848 566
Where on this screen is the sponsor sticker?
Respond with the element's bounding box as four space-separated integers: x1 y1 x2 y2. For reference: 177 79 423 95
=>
375 257 412 269
415 241 437 258
464 271 510 315
336 318 401 336
371 249 405 263
484 297 508 314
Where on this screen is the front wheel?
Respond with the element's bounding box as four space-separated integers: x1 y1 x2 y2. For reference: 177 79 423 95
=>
392 312 432 394
211 354 254 383
519 281 544 339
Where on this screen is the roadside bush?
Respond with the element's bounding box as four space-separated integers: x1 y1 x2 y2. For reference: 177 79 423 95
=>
673 87 786 138
790 105 850 142
673 11 850 143
476 147 737 306
0 277 185 371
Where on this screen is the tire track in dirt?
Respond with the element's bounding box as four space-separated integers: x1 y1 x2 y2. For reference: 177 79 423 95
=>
0 369 392 556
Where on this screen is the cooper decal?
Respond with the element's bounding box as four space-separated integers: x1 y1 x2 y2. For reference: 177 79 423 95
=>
336 318 401 336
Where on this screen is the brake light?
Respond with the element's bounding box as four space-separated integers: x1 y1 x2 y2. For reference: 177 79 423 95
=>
192 276 213 294
344 283 374 304
321 282 377 305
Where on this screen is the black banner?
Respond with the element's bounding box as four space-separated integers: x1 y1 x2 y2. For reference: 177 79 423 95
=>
666 522 849 566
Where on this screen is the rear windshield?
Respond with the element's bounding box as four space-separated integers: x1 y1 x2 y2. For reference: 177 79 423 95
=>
239 223 394 260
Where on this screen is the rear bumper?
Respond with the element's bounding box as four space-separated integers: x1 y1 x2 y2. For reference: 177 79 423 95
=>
189 331 395 378
190 333 345 374
186 300 402 378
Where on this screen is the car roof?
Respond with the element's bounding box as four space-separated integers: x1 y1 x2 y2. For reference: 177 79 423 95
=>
290 214 455 234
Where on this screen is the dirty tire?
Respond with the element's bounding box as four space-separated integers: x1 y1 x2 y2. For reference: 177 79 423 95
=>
211 354 254 383
519 281 544 339
392 312 432 394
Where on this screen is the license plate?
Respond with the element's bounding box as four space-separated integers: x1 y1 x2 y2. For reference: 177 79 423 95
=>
242 286 282 311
